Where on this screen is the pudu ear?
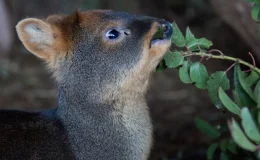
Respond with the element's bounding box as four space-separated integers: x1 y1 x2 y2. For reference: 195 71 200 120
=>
16 18 57 60
16 15 75 62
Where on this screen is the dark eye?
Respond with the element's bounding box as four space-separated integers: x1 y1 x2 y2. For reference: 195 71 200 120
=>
105 29 120 40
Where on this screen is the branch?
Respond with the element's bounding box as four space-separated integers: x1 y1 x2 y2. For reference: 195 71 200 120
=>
183 51 260 74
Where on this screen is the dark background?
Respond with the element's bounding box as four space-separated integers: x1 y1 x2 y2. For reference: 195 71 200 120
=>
0 0 259 159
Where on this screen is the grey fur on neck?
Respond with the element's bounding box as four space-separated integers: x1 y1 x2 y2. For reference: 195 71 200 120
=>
56 79 152 160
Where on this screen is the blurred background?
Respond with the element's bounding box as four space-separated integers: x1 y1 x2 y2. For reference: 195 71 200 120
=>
0 0 259 159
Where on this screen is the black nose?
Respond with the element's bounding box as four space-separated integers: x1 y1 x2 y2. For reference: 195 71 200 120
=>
162 21 172 39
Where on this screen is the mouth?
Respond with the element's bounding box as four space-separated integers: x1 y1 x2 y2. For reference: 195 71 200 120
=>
150 22 172 47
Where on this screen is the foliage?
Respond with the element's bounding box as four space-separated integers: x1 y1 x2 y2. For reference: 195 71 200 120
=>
157 20 260 159
247 0 260 22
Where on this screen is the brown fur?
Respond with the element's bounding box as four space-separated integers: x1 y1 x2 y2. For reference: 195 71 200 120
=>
78 11 105 29
103 21 171 105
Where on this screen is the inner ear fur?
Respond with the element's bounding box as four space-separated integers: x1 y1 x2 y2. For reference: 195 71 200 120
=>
16 13 78 61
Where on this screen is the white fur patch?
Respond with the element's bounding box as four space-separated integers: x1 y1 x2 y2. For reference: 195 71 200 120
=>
24 24 52 45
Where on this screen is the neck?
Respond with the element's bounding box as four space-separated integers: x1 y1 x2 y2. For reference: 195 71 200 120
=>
55 82 152 159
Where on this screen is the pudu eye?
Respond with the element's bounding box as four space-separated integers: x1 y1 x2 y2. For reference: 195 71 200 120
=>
105 29 120 40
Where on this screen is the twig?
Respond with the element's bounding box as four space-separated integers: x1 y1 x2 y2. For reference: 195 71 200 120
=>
243 52 256 72
249 52 256 68
255 146 260 150
183 52 260 74
209 49 224 56
217 61 237 94
206 54 213 60
199 56 205 63
225 61 237 74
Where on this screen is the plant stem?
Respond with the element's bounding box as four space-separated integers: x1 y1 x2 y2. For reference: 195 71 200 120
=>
183 52 260 74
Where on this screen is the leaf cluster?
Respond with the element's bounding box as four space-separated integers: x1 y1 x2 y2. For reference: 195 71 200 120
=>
158 22 260 159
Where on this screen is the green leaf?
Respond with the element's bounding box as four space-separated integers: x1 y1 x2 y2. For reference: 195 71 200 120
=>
234 64 257 107
228 119 256 152
220 140 229 152
254 79 260 97
237 65 256 100
227 140 237 154
207 143 218 160
258 110 260 126
164 51 184 68
252 4 260 22
179 61 192 84
220 152 229 160
185 27 212 51
218 87 241 116
195 117 221 139
171 22 185 47
207 72 230 108
156 60 166 72
152 25 164 40
254 80 260 108
190 62 209 89
241 107 260 142
232 90 244 107
246 71 260 86
187 38 213 51
185 27 196 44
